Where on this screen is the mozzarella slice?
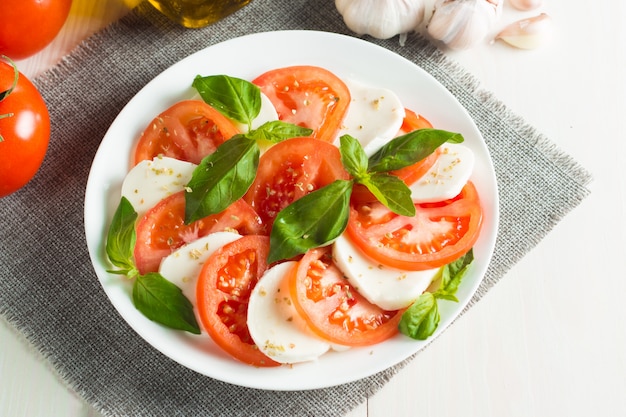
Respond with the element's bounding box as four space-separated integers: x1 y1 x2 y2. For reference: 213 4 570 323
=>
410 143 475 203
247 261 331 364
159 232 242 307
332 233 440 311
335 78 405 156
121 156 196 216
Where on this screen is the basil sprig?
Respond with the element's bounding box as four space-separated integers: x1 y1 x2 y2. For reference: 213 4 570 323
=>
133 272 200 334
106 196 138 277
192 74 261 131
341 134 414 217
184 75 312 224
368 128 464 173
268 180 353 263
185 135 259 224
266 129 464 263
106 197 201 334
398 249 474 340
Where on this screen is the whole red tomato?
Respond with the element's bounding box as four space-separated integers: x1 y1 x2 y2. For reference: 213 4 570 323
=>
0 0 73 60
0 57 51 197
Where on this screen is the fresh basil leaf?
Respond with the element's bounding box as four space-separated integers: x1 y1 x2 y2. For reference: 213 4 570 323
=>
359 173 416 217
192 74 261 128
434 248 474 302
368 129 464 173
133 272 200 334
398 292 440 340
268 179 353 264
339 134 369 180
185 135 259 224
247 120 313 143
105 197 138 276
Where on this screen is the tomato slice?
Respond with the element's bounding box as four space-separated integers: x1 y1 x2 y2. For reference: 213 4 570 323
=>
347 182 483 271
243 136 349 232
196 235 280 367
252 65 351 142
398 108 433 134
288 246 401 346
134 191 263 274
133 100 241 165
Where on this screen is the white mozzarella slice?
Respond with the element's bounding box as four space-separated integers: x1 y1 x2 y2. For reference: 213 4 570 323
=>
121 156 196 216
332 234 440 311
247 261 331 364
159 232 242 307
410 143 475 203
335 78 405 156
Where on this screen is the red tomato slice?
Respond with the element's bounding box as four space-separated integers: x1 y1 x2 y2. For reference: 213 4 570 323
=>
398 108 433 134
289 246 401 346
252 65 351 142
196 235 280 367
133 100 241 165
347 182 483 271
243 136 349 233
134 191 263 274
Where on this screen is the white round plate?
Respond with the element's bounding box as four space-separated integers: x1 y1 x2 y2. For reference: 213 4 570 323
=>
84 30 499 391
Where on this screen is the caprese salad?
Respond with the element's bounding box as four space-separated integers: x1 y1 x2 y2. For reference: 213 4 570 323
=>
105 65 483 367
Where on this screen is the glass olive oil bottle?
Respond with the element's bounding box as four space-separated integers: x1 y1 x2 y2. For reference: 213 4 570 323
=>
147 0 251 28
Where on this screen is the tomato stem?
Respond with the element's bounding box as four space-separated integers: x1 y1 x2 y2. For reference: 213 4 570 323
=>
0 55 19 101
0 55 20 142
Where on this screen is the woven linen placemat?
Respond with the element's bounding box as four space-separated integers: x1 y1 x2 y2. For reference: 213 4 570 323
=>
0 1 592 416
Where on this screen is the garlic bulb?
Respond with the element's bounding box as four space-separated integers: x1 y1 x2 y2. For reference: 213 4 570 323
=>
335 0 425 41
509 0 543 11
496 13 552 49
427 0 502 50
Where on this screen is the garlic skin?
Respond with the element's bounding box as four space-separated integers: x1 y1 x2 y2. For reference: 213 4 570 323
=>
427 0 502 50
496 13 552 49
509 0 543 11
335 0 425 41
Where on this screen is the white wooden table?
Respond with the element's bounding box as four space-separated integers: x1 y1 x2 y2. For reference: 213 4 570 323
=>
2 1 625 416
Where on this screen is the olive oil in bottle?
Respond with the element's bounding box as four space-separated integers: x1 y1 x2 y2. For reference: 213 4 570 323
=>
147 0 251 28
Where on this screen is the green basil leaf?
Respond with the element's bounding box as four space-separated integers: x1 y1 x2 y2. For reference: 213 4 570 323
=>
398 292 440 340
434 248 474 302
105 197 138 276
339 134 369 180
268 179 353 264
368 129 464 173
133 272 200 334
247 120 313 143
359 173 416 216
185 135 259 224
192 74 261 128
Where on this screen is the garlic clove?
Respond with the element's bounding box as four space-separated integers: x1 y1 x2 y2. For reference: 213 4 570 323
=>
509 0 543 11
335 0 425 40
427 0 502 50
495 13 552 49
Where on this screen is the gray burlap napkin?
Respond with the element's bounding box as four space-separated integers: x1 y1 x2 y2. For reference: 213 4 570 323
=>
0 1 592 416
